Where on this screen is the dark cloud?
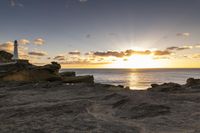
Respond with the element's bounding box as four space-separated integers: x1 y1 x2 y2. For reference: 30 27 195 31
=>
28 51 47 56
93 51 125 58
153 50 171 56
93 50 151 58
166 46 191 51
54 55 65 61
125 50 151 56
68 51 81 55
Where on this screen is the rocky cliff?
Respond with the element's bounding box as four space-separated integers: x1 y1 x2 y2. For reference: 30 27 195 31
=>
0 51 13 63
0 51 94 83
0 60 61 82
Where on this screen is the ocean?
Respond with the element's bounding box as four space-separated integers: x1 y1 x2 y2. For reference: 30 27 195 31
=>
61 69 200 90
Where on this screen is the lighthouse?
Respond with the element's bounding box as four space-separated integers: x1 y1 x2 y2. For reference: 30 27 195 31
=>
12 40 19 60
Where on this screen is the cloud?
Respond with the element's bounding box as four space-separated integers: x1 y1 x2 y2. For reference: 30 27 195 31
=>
79 0 88 3
93 50 156 58
182 45 193 49
92 49 171 58
93 51 125 58
86 34 91 39
166 46 192 51
176 32 190 37
18 39 30 45
9 0 23 7
28 50 47 56
54 55 65 61
153 50 171 56
195 44 200 48
192 54 200 59
0 41 14 53
34 38 45 45
125 50 151 56
68 51 81 55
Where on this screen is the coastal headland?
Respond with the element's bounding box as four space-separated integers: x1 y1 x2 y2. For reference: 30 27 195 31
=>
0 50 200 133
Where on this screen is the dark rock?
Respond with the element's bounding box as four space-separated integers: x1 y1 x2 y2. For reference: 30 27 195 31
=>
0 51 13 63
40 62 61 74
186 78 200 87
148 82 183 92
117 85 124 88
60 71 76 77
124 86 130 90
151 84 159 88
46 77 62 82
62 75 94 84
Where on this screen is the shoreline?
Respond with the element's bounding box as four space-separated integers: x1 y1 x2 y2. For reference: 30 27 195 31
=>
0 58 199 132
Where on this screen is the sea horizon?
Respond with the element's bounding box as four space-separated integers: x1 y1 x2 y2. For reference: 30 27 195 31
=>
61 68 200 90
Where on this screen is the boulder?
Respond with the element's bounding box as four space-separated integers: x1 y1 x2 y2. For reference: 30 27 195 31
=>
62 75 94 84
148 82 183 92
60 71 76 77
186 78 200 87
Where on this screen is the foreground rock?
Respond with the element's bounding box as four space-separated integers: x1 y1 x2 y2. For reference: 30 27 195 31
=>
186 78 200 88
148 82 183 92
0 79 200 133
148 78 200 92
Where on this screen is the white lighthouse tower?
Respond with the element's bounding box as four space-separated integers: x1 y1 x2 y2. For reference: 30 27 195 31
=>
12 40 19 60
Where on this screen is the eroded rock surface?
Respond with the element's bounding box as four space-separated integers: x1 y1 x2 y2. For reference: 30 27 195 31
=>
0 81 200 133
0 61 61 82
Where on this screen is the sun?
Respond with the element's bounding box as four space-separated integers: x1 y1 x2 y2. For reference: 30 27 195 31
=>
107 55 162 68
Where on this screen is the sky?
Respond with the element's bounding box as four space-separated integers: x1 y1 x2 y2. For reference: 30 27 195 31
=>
0 0 200 68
